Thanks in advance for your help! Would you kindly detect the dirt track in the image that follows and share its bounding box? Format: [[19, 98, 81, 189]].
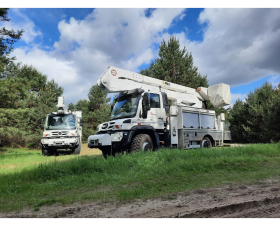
[[1, 178, 280, 218]]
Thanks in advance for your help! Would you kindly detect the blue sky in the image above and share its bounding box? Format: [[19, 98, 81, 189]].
[[2, 7, 280, 107]]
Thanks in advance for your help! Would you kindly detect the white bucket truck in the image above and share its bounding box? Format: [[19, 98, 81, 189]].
[[40, 96, 83, 156], [88, 66, 231, 158]]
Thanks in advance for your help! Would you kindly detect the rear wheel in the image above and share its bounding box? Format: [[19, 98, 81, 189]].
[[130, 134, 153, 152], [201, 137, 212, 148]]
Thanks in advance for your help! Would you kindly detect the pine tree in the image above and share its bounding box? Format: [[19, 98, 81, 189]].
[[88, 85, 110, 111], [227, 99, 249, 143], [0, 8, 24, 76], [0, 62, 63, 147], [68, 86, 111, 142], [228, 81, 280, 143], [140, 36, 209, 89]]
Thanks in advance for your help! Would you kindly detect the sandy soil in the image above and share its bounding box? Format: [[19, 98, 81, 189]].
[[1, 178, 280, 218]]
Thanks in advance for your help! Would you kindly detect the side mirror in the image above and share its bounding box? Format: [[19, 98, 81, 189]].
[[80, 122, 83, 126], [39, 118, 44, 128], [143, 93, 150, 110], [161, 92, 169, 112], [142, 93, 150, 119], [80, 118, 83, 123]]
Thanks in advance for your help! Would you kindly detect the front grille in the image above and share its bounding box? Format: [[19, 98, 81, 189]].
[[52, 131, 68, 136]]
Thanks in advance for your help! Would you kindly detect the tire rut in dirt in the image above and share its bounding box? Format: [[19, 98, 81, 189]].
[[171, 196, 280, 218]]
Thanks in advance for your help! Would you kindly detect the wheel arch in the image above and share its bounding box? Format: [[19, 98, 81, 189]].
[[130, 126, 160, 150], [203, 134, 214, 147]]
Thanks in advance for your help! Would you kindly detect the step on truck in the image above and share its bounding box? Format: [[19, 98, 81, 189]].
[[88, 66, 231, 158], [40, 96, 83, 156]]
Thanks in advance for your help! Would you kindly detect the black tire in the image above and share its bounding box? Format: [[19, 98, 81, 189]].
[[201, 137, 212, 148], [42, 148, 52, 156], [130, 134, 153, 152], [100, 147, 115, 159], [72, 142, 81, 155]]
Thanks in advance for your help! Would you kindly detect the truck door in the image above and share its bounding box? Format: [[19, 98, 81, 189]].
[[145, 93, 164, 129]]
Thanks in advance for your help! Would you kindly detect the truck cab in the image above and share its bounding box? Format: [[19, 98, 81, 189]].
[[88, 88, 170, 157], [40, 97, 82, 156]]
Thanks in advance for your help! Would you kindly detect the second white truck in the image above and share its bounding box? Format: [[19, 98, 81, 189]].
[[40, 97, 83, 156], [88, 66, 231, 157]]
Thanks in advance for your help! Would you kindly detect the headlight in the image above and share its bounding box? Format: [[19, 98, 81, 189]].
[[41, 138, 48, 144], [111, 132, 123, 142]]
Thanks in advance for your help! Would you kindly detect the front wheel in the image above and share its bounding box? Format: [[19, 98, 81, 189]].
[[100, 147, 115, 159], [72, 142, 81, 155], [130, 134, 153, 152], [201, 137, 212, 148], [42, 148, 54, 156]]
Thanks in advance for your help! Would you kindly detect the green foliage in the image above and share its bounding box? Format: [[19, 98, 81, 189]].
[[68, 85, 111, 142], [140, 36, 209, 89], [228, 82, 280, 143], [0, 62, 63, 147], [0, 8, 24, 75], [88, 85, 110, 111]]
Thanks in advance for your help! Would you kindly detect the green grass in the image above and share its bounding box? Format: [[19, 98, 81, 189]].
[[0, 147, 78, 174], [0, 143, 280, 212]]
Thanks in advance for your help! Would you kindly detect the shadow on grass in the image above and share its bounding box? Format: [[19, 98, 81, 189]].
[[0, 148, 9, 154], [56, 150, 73, 156]]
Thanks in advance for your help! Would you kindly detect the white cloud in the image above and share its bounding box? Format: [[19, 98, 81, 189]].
[[176, 9, 280, 87], [13, 8, 185, 106], [13, 47, 78, 84], [268, 75, 280, 87], [231, 93, 247, 102], [12, 8, 280, 108], [0, 8, 42, 44]]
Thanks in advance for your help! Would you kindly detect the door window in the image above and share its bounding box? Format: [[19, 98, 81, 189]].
[[150, 94, 160, 108]]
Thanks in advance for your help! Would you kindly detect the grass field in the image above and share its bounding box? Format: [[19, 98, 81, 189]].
[[0, 143, 280, 212]]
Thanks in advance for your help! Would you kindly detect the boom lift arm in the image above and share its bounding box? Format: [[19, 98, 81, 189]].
[[97, 66, 231, 108]]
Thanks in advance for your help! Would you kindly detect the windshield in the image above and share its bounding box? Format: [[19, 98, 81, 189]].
[[45, 114, 76, 130], [111, 93, 140, 120]]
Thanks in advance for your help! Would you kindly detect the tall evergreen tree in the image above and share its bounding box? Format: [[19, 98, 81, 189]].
[[88, 85, 110, 111], [0, 62, 63, 147], [68, 85, 111, 142], [0, 8, 24, 76], [228, 81, 280, 143], [140, 36, 209, 88]]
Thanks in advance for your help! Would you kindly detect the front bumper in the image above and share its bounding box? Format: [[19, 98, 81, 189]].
[[40, 136, 79, 148], [88, 131, 130, 149]]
